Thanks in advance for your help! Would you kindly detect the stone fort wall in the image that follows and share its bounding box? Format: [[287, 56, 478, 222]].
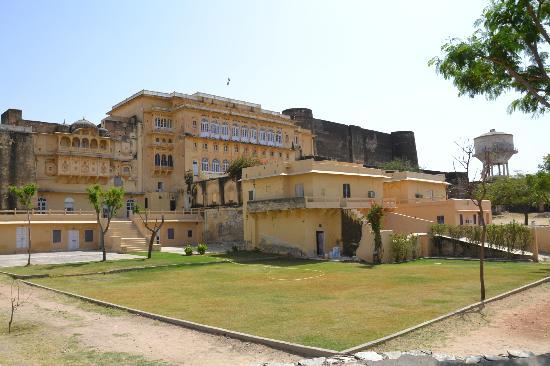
[[282, 108, 418, 166]]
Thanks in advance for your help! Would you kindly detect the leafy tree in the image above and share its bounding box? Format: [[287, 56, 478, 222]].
[[8, 184, 38, 266], [430, 0, 550, 116], [488, 172, 550, 224], [366, 204, 384, 264], [86, 185, 125, 262], [226, 157, 260, 204], [134, 204, 164, 259], [378, 158, 420, 172]]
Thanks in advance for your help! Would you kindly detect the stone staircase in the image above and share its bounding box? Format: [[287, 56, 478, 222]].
[[109, 220, 160, 253]]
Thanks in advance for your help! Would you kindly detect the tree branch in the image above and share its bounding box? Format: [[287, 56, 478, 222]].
[[526, 41, 550, 83], [489, 57, 550, 108], [526, 0, 550, 45]]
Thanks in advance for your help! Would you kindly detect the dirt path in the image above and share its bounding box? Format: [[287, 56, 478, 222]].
[[372, 281, 550, 356], [0, 276, 300, 366]]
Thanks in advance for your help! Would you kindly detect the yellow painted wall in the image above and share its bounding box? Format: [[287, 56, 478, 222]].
[[246, 208, 341, 257], [0, 222, 99, 254]]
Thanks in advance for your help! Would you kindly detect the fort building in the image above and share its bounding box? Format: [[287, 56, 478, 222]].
[[242, 159, 491, 258], [0, 90, 479, 257]]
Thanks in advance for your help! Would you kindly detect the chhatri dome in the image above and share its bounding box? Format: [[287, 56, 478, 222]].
[[70, 118, 98, 132]]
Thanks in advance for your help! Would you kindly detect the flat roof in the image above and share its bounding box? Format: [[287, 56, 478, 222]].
[[243, 169, 390, 181], [386, 177, 450, 185]]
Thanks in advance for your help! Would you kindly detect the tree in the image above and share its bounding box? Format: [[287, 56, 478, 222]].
[[226, 157, 260, 204], [539, 153, 550, 172], [488, 172, 550, 224], [86, 185, 125, 262], [366, 204, 384, 264], [134, 204, 164, 259], [378, 158, 420, 172], [8, 184, 38, 266], [454, 141, 491, 301], [430, 0, 550, 116]]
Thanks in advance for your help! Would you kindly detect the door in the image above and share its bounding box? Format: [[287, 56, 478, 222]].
[[170, 198, 176, 211], [126, 199, 135, 218], [16, 227, 29, 249], [68, 230, 79, 250], [316, 231, 325, 256]]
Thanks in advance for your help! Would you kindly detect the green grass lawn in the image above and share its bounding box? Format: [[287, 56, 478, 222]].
[[28, 258, 550, 351]]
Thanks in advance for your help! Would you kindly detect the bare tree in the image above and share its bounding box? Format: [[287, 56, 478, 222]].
[[454, 140, 491, 302], [8, 279, 31, 333], [134, 204, 164, 259]]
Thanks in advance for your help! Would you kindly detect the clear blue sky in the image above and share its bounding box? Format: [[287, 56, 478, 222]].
[[1, 0, 547, 174]]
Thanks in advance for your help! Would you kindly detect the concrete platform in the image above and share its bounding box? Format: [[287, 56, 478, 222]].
[[0, 251, 140, 268]]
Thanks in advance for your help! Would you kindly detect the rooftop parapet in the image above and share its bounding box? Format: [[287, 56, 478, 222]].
[[242, 159, 389, 181]]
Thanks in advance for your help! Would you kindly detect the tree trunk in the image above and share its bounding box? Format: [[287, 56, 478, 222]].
[[524, 211, 529, 226], [479, 206, 486, 302], [9, 300, 14, 333], [148, 232, 156, 259], [100, 230, 106, 262], [26, 210, 31, 266]]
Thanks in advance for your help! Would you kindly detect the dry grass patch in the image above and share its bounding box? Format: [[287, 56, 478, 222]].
[[30, 258, 550, 351]]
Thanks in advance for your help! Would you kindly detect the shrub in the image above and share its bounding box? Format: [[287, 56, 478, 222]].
[[184, 245, 193, 256], [391, 233, 410, 262], [231, 244, 239, 253], [197, 243, 208, 255]]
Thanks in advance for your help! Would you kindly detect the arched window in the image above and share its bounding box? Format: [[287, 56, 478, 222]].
[[99, 140, 107, 149], [241, 126, 249, 141], [276, 130, 282, 146], [221, 122, 229, 139], [212, 159, 220, 173], [211, 121, 219, 136], [259, 129, 266, 144], [201, 158, 209, 172], [64, 197, 74, 212], [81, 138, 89, 148], [161, 154, 167, 166], [72, 137, 80, 148], [60, 137, 70, 147], [168, 155, 173, 167], [200, 118, 209, 135], [232, 124, 240, 140], [37, 197, 47, 213], [223, 160, 229, 172], [250, 128, 257, 143], [154, 154, 160, 166], [90, 139, 98, 149]]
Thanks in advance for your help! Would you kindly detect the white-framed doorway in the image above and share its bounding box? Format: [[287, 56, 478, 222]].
[[68, 230, 79, 250]]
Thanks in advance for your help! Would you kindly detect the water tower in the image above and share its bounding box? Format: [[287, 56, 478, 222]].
[[474, 129, 517, 176]]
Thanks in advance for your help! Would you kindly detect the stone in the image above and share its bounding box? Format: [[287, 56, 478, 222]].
[[483, 354, 508, 361], [354, 351, 384, 362], [405, 350, 428, 357], [507, 349, 534, 358], [324, 355, 358, 364], [432, 353, 456, 362], [464, 355, 482, 364], [382, 351, 402, 360], [297, 357, 326, 366]]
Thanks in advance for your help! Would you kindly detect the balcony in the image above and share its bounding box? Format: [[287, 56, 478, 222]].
[[57, 146, 113, 159], [246, 196, 394, 213], [0, 209, 97, 223], [153, 165, 174, 175]]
